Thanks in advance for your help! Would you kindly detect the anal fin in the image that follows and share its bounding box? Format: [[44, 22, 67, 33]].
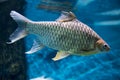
[[25, 40, 44, 54], [52, 51, 70, 61]]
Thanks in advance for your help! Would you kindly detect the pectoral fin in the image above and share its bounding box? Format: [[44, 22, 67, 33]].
[[52, 51, 70, 61], [25, 40, 44, 54]]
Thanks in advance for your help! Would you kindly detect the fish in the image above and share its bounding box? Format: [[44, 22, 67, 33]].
[[30, 76, 52, 80], [37, 0, 73, 12], [7, 11, 110, 61]]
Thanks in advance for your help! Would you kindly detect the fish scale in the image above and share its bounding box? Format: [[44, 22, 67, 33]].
[[26, 21, 100, 53]]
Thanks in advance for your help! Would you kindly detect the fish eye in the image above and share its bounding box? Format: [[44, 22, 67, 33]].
[[102, 44, 110, 51], [104, 44, 107, 47], [103, 44, 108, 49]]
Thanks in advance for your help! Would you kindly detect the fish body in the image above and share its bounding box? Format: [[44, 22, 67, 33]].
[[27, 21, 99, 54], [7, 11, 110, 61]]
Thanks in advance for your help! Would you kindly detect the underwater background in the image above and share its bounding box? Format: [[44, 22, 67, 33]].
[[0, 0, 120, 80], [25, 0, 120, 80]]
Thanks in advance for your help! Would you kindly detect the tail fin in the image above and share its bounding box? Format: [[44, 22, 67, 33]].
[[7, 11, 31, 44]]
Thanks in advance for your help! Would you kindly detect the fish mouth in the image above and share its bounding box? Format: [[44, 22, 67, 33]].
[[106, 46, 110, 51]]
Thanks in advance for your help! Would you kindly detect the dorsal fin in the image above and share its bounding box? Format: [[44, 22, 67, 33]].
[[56, 11, 78, 22]]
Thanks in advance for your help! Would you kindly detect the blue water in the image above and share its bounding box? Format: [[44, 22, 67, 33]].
[[24, 0, 120, 80]]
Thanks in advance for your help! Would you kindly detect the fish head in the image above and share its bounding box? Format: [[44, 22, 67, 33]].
[[96, 39, 110, 52]]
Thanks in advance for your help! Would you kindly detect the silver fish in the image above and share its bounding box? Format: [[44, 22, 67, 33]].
[[7, 11, 110, 61]]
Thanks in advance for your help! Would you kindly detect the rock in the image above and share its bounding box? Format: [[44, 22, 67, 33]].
[[0, 0, 27, 80]]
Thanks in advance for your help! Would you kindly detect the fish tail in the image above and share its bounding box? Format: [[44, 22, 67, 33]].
[[7, 11, 31, 44]]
